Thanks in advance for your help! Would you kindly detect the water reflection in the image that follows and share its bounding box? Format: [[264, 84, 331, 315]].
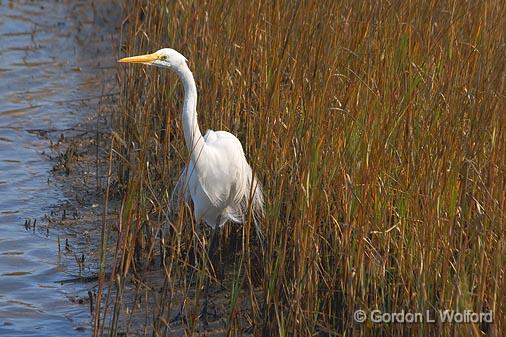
[[0, 1, 117, 335]]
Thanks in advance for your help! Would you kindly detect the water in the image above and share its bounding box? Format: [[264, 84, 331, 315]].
[[0, 1, 118, 336]]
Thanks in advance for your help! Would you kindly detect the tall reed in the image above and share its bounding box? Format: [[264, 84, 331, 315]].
[[100, 0, 505, 336]]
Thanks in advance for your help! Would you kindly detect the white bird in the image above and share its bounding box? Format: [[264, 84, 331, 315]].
[[118, 48, 264, 322], [119, 48, 264, 238]]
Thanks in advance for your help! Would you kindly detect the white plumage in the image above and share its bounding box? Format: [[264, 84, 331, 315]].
[[119, 48, 264, 236]]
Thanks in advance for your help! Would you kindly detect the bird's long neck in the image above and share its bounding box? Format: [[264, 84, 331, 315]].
[[175, 64, 205, 163]]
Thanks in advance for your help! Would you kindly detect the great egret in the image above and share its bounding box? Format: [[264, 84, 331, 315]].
[[118, 48, 264, 323]]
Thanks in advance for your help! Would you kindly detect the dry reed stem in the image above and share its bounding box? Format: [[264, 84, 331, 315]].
[[97, 1, 505, 336]]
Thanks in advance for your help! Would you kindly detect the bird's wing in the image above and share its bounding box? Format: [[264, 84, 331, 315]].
[[204, 131, 265, 223], [198, 131, 248, 207]]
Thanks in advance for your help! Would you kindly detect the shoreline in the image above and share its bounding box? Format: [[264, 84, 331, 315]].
[[14, 1, 504, 335]]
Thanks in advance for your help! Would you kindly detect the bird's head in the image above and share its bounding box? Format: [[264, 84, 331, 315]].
[[118, 48, 188, 70]]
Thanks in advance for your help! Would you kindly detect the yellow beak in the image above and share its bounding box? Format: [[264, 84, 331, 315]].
[[118, 52, 159, 64]]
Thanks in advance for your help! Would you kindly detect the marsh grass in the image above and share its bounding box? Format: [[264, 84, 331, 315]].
[[96, 0, 505, 336]]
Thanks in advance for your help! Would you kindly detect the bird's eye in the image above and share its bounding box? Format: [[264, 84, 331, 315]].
[[160, 55, 167, 61]]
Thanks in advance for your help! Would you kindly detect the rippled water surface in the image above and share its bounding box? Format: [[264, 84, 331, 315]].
[[0, 1, 117, 335]]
